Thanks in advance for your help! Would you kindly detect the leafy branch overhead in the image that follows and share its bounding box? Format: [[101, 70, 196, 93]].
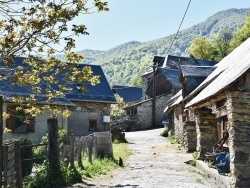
[[0, 0, 108, 121]]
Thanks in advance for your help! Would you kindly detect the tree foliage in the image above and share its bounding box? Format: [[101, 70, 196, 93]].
[[110, 94, 128, 119], [213, 29, 233, 60], [229, 12, 250, 52], [188, 36, 217, 60], [0, 0, 108, 121]]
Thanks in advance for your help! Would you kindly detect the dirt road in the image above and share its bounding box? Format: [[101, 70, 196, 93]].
[[72, 128, 213, 188]]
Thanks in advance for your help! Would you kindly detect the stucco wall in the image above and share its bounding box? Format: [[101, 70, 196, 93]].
[[3, 103, 67, 143], [68, 101, 111, 136]]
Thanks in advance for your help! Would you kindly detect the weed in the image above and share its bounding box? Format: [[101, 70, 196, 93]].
[[160, 128, 169, 137], [169, 135, 180, 144]]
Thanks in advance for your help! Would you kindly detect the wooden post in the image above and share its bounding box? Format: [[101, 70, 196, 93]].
[[70, 135, 75, 168], [0, 96, 3, 187], [47, 118, 61, 179], [15, 142, 22, 188]]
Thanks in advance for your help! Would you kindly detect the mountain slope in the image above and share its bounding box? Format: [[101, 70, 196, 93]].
[[57, 8, 249, 86]]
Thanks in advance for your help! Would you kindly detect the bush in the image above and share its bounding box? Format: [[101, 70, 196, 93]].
[[33, 128, 70, 164], [23, 161, 82, 188], [160, 128, 169, 137]]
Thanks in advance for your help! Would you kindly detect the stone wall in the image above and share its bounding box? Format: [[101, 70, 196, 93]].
[[137, 94, 172, 129], [195, 107, 217, 159], [173, 105, 183, 140], [68, 101, 111, 136], [182, 121, 197, 152], [226, 81, 250, 187]]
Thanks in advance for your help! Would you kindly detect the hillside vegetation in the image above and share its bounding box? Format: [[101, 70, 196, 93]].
[[56, 8, 249, 86]]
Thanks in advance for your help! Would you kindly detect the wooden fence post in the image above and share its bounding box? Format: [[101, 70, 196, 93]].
[[47, 118, 61, 179], [70, 135, 75, 168], [0, 96, 3, 187], [15, 142, 22, 188]]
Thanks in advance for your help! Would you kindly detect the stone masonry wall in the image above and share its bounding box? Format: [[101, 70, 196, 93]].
[[183, 121, 197, 152], [195, 107, 217, 159], [226, 89, 250, 187], [173, 105, 183, 140], [68, 101, 111, 136], [137, 94, 172, 130]]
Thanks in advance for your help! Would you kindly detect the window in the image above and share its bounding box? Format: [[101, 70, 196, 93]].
[[217, 116, 228, 146], [6, 105, 35, 133], [89, 119, 97, 132]]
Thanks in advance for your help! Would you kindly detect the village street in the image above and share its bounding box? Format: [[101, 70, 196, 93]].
[[72, 128, 213, 188]]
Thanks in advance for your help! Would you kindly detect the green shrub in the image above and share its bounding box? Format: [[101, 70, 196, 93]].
[[169, 135, 180, 144], [160, 127, 169, 137], [23, 161, 82, 188], [33, 128, 70, 164]]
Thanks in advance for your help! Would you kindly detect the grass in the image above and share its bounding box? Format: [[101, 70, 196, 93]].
[[169, 135, 180, 144], [160, 128, 169, 137], [78, 141, 131, 180]]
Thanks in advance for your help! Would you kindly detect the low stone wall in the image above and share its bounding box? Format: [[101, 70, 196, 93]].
[[182, 121, 196, 152], [196, 160, 234, 188]]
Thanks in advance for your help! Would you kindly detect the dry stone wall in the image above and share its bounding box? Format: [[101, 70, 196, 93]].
[[227, 88, 250, 187], [195, 107, 217, 159]]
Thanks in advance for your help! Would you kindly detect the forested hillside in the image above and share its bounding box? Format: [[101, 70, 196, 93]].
[[56, 8, 249, 86]]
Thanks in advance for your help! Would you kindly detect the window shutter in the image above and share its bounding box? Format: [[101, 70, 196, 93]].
[[27, 117, 35, 133]]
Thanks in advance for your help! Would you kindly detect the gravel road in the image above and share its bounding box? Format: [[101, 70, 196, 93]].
[[71, 128, 213, 188]]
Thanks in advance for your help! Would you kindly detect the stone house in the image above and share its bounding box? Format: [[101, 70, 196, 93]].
[[125, 55, 216, 130], [184, 38, 250, 187], [164, 65, 216, 152], [1, 57, 116, 142]]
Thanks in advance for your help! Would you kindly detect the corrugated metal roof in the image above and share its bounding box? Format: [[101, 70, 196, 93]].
[[181, 65, 216, 77], [112, 85, 142, 102], [186, 38, 250, 107]]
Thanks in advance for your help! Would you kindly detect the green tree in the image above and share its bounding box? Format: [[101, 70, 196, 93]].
[[229, 13, 250, 52], [0, 1, 109, 186], [0, 0, 108, 119], [188, 36, 217, 60], [212, 29, 233, 61], [110, 94, 128, 125]]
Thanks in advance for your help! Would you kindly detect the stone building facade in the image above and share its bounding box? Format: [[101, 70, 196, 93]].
[[68, 101, 112, 136], [185, 38, 250, 187], [126, 93, 172, 130], [3, 103, 68, 143]]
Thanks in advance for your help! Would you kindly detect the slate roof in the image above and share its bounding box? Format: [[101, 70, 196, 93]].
[[158, 68, 182, 89], [0, 68, 73, 105], [143, 55, 217, 76], [180, 65, 216, 77], [186, 38, 250, 107], [0, 57, 116, 104], [163, 90, 182, 113], [112, 85, 142, 103]]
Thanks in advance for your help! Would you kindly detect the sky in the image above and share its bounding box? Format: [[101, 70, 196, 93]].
[[72, 0, 250, 51]]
